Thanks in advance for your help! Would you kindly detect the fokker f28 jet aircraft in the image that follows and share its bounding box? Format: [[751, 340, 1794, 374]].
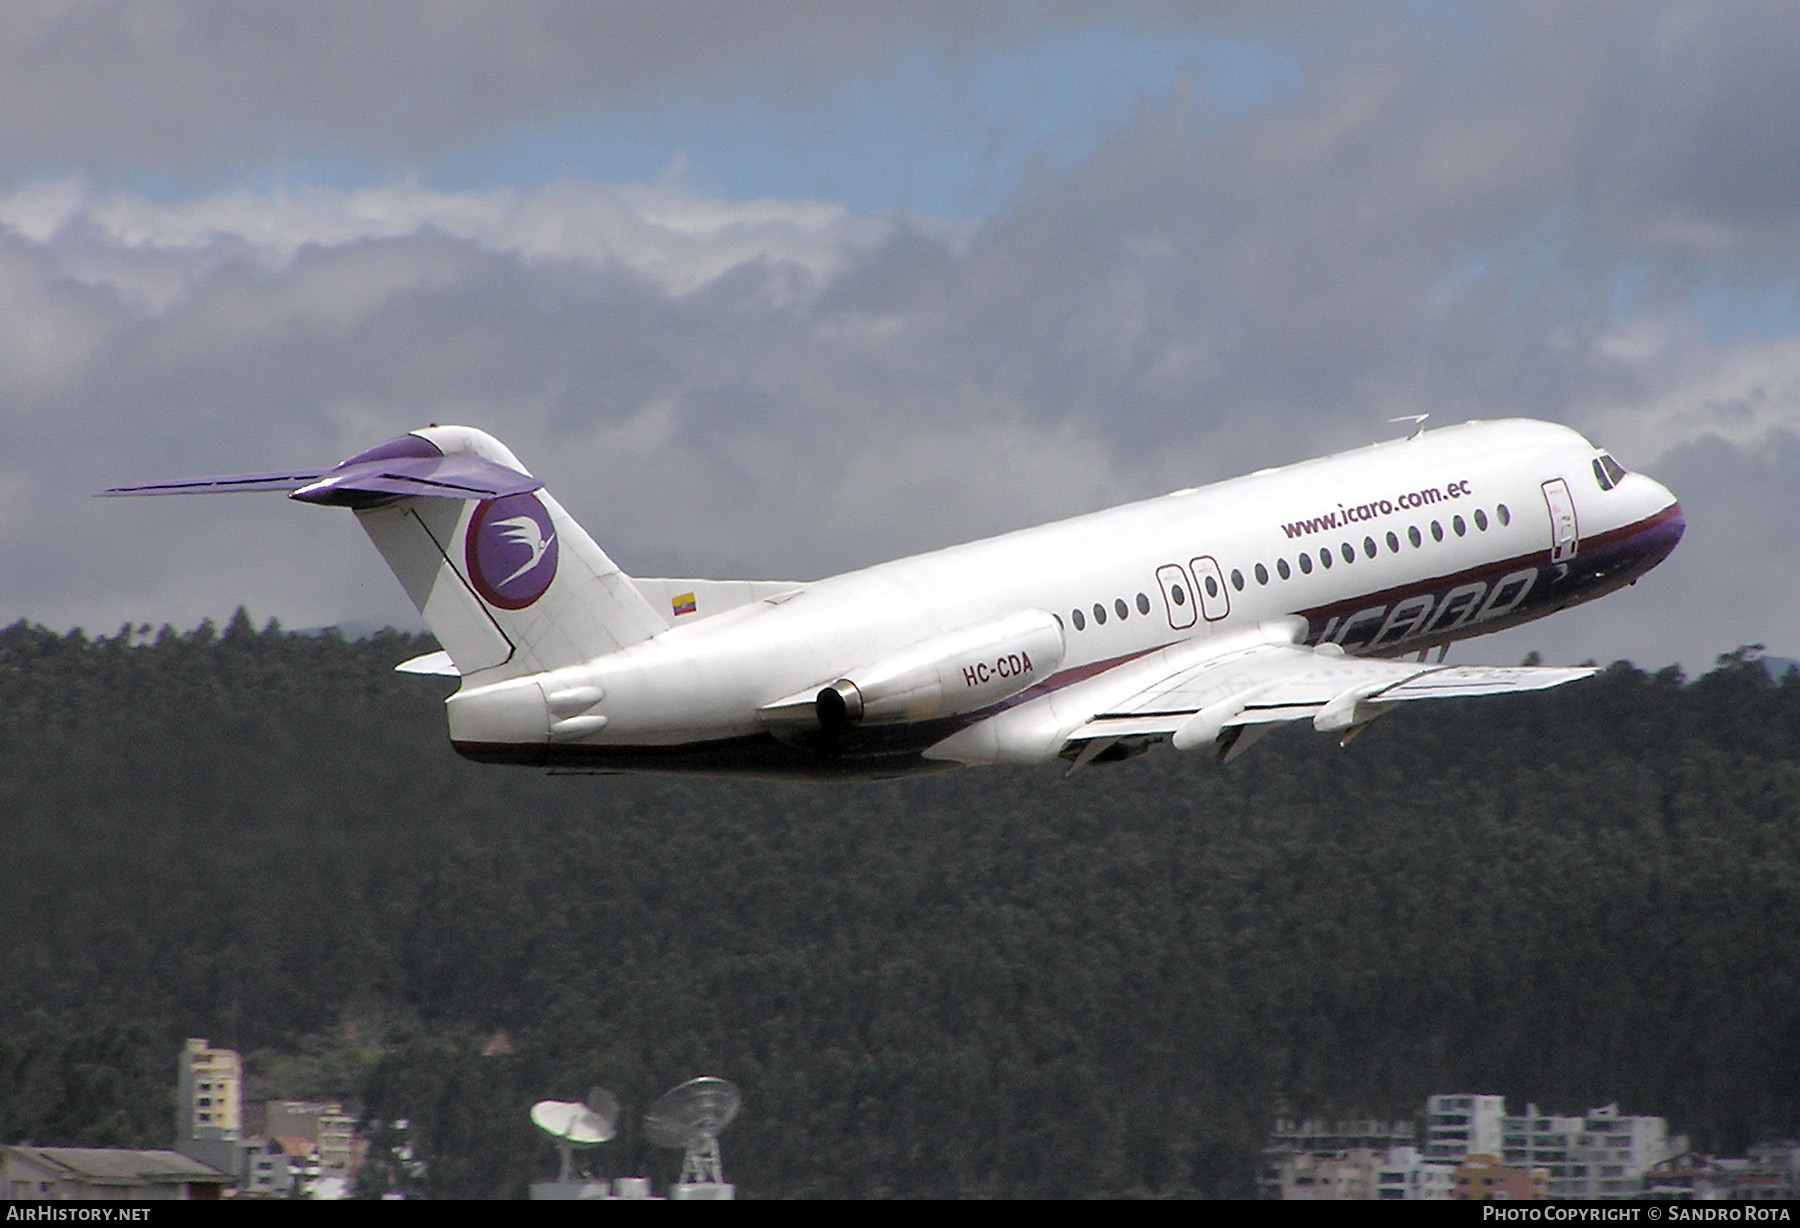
[[109, 418, 1682, 779]]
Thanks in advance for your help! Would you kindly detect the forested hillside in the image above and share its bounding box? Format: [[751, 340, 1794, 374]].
[[1, 614, 1797, 1197]]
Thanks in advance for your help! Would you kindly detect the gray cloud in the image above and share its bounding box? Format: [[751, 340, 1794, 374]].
[[0, 2, 1123, 174], [4, 3, 1800, 674], [1473, 423, 1800, 673]]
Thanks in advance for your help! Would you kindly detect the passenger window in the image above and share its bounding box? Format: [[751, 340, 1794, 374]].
[[1093, 603, 1107, 626], [1497, 504, 1510, 526], [1408, 525, 1422, 547], [1474, 508, 1488, 531], [1072, 608, 1085, 630], [1136, 592, 1150, 615], [1230, 568, 1245, 591], [1114, 598, 1129, 620], [1277, 558, 1292, 579], [1386, 531, 1400, 553], [1340, 542, 1354, 563], [1363, 536, 1377, 558], [1431, 520, 1444, 542], [1171, 584, 1186, 605], [1204, 575, 1219, 598], [1453, 515, 1466, 537], [1319, 548, 1332, 570], [1255, 563, 1269, 585], [1299, 553, 1313, 574]]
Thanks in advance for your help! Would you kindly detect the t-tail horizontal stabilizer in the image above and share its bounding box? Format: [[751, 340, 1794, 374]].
[[103, 437, 543, 507], [106, 427, 664, 682]]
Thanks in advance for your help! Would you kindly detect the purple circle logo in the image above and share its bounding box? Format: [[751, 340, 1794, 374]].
[[466, 493, 559, 610]]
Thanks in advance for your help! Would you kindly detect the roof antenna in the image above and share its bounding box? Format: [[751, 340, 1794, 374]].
[[529, 1090, 618, 1190], [646, 1077, 741, 1199], [1388, 414, 1429, 440]]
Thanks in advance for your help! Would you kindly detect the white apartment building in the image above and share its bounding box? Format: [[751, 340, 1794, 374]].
[[1376, 1145, 1455, 1200], [1262, 1118, 1416, 1199], [1500, 1102, 1677, 1198], [1272, 1094, 1681, 1200], [1501, 1103, 1583, 1188], [1424, 1094, 1505, 1163], [1275, 1148, 1383, 1199]]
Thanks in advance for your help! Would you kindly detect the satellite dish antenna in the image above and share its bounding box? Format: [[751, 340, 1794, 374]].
[[586, 1086, 621, 1134], [644, 1077, 740, 1187], [531, 1096, 616, 1183]]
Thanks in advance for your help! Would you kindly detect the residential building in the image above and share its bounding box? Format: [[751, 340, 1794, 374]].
[[1744, 1141, 1800, 1199], [1377, 1145, 1455, 1200], [265, 1101, 356, 1177], [1501, 1103, 1583, 1187], [1425, 1094, 1506, 1163], [1573, 1103, 1674, 1198], [239, 1139, 297, 1199], [1262, 1118, 1416, 1198], [176, 1037, 241, 1142], [1646, 1143, 1800, 1200], [1454, 1153, 1547, 1200], [2, 1147, 229, 1200], [1643, 1153, 1751, 1200], [1275, 1148, 1383, 1200], [1268, 1095, 1682, 1200], [1498, 1101, 1677, 1198]]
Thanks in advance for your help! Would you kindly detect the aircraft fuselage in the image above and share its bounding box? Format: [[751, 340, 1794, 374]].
[[443, 419, 1681, 778]]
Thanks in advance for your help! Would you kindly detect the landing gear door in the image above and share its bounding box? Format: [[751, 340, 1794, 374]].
[[1188, 555, 1231, 622], [1542, 478, 1579, 563], [1156, 563, 1197, 630]]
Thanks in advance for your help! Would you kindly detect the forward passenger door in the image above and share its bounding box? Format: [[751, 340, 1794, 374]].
[[1541, 479, 1579, 563]]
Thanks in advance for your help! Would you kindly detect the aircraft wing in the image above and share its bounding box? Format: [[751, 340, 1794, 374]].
[[1061, 629, 1594, 764]]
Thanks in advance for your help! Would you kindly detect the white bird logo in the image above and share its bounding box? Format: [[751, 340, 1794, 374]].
[[492, 515, 556, 587]]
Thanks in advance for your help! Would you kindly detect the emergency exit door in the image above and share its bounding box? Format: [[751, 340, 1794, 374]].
[[1188, 555, 1231, 621]]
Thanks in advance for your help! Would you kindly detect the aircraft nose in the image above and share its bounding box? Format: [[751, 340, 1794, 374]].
[[1644, 474, 1682, 523], [1630, 473, 1685, 554]]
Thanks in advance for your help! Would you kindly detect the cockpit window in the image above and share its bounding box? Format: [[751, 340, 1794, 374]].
[[1592, 457, 1613, 491], [1600, 453, 1627, 486]]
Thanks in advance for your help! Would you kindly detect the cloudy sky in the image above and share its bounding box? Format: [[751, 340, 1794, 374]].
[[4, 1, 1798, 672]]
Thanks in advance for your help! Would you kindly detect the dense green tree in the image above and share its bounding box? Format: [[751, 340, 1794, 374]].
[[0, 617, 1797, 1196], [0, 1021, 172, 1148]]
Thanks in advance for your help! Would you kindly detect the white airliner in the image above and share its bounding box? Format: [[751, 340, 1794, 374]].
[[109, 418, 1682, 779]]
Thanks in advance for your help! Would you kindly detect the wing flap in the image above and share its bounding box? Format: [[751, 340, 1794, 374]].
[[1066, 714, 1189, 739], [1370, 664, 1597, 699], [1066, 637, 1595, 747]]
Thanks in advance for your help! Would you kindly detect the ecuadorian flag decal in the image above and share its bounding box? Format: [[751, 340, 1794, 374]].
[[672, 592, 698, 617]]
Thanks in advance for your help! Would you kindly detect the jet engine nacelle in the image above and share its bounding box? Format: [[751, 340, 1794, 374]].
[[813, 609, 1067, 728]]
